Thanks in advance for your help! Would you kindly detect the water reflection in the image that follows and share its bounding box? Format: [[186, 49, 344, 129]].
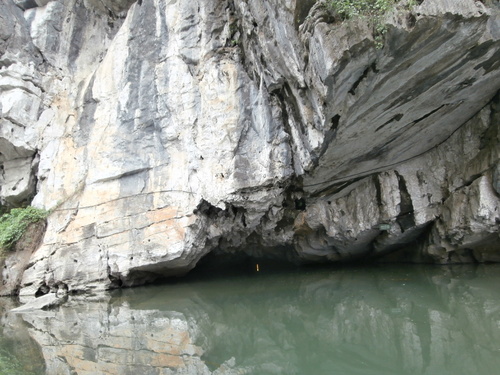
[[0, 299, 45, 374], [2, 265, 500, 374]]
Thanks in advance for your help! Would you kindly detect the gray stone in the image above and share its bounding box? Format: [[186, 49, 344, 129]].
[[10, 293, 65, 312], [14, 0, 51, 11], [494, 163, 500, 195]]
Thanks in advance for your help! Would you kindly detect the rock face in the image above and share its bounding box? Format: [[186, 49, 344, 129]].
[[0, 0, 499, 294]]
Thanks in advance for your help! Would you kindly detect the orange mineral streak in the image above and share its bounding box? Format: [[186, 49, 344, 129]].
[[47, 321, 195, 374], [144, 207, 191, 243], [146, 206, 179, 223]]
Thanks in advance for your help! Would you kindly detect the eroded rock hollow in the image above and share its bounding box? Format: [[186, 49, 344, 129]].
[[0, 0, 499, 295]]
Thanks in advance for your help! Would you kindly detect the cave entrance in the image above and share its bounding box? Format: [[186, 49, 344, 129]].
[[184, 250, 301, 282]]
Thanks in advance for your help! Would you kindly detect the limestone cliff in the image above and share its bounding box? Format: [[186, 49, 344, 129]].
[[0, 0, 499, 295]]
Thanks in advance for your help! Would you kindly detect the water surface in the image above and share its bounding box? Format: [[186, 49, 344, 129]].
[[1, 264, 500, 374]]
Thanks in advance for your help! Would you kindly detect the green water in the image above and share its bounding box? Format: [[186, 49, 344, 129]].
[[1, 264, 500, 374]]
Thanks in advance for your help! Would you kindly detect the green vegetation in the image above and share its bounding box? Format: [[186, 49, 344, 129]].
[[327, 0, 418, 48], [0, 206, 48, 255], [329, 0, 396, 19], [0, 349, 36, 375]]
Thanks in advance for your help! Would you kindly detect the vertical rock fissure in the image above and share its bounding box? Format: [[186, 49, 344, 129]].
[[273, 87, 299, 176], [395, 171, 415, 233]]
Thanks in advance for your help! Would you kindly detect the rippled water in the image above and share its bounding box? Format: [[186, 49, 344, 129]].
[[1, 264, 500, 375]]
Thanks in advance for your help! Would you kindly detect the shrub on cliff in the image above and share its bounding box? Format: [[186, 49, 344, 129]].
[[328, 0, 403, 19], [328, 0, 419, 47], [0, 345, 38, 375], [0, 206, 48, 254]]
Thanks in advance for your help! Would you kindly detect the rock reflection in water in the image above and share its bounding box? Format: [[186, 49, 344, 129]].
[[8, 265, 500, 375], [20, 301, 213, 375]]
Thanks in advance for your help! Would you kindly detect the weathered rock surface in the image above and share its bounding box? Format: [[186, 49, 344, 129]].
[[295, 94, 500, 263], [10, 292, 64, 312], [0, 0, 498, 294]]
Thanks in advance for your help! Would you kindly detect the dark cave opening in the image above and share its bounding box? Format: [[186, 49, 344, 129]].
[[186, 250, 301, 281]]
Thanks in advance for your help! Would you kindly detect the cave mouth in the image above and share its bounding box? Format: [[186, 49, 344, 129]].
[[168, 248, 370, 285], [186, 251, 301, 281]]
